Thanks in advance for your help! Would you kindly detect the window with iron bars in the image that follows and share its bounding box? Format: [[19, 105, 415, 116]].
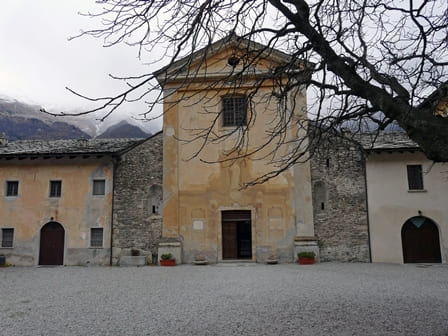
[[222, 95, 247, 127]]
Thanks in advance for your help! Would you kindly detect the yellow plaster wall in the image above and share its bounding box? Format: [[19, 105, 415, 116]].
[[162, 48, 314, 262], [0, 159, 114, 265]]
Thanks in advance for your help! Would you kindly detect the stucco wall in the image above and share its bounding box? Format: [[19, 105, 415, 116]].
[[161, 48, 314, 263], [112, 132, 163, 264], [366, 151, 448, 263], [0, 158, 114, 266], [311, 137, 370, 262]]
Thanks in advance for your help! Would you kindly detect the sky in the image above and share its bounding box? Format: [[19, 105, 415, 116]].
[[0, 1, 163, 132]]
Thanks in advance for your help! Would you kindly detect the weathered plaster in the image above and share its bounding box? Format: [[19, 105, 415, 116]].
[[160, 45, 314, 263], [0, 158, 113, 266]]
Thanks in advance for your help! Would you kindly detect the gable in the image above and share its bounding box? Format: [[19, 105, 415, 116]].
[[154, 35, 308, 86]]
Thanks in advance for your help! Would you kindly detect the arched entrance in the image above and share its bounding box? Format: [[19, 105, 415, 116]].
[[401, 216, 441, 263], [39, 221, 65, 265]]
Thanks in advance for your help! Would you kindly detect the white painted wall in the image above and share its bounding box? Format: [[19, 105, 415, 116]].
[[366, 151, 448, 263]]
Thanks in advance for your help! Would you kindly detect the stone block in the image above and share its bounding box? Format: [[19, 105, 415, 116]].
[[119, 256, 147, 266]]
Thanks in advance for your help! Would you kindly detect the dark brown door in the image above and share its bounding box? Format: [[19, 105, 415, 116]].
[[222, 210, 252, 260], [222, 222, 238, 259], [402, 217, 441, 263], [39, 222, 65, 265]]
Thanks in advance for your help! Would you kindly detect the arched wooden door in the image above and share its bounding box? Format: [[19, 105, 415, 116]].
[[401, 217, 441, 263], [39, 222, 65, 265]]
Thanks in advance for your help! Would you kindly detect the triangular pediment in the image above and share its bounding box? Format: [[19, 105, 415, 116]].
[[154, 34, 307, 85]]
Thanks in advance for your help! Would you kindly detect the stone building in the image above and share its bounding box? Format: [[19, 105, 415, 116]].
[[0, 137, 140, 266]]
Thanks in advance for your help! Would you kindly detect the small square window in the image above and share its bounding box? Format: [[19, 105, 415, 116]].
[[407, 165, 424, 190], [90, 228, 103, 248], [6, 181, 18, 197], [49, 180, 62, 197], [222, 95, 247, 127], [93, 180, 106, 195], [1, 228, 14, 248]]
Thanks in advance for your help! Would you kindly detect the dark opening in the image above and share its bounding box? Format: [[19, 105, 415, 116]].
[[39, 221, 65, 265], [222, 210, 252, 260], [402, 216, 441, 263], [407, 165, 424, 190], [321, 202, 325, 210]]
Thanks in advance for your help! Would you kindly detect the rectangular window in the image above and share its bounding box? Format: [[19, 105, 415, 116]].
[[222, 95, 247, 127], [6, 181, 18, 197], [1, 228, 14, 248], [49, 180, 62, 197], [90, 228, 103, 248], [92, 179, 106, 195], [407, 165, 424, 190]]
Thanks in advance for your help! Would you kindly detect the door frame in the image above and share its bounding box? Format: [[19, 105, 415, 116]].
[[37, 221, 66, 266], [217, 207, 255, 261]]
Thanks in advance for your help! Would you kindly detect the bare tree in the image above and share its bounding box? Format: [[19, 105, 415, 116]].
[[49, 0, 448, 181]]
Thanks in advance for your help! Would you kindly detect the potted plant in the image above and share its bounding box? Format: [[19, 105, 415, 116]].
[[297, 251, 315, 265], [160, 253, 176, 266]]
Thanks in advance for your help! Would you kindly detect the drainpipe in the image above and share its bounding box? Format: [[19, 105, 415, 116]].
[[362, 151, 373, 263], [110, 157, 119, 266]]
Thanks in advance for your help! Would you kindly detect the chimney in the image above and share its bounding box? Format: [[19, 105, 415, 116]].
[[0, 133, 8, 147]]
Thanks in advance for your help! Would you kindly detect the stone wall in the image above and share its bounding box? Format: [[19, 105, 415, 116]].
[[311, 136, 370, 262], [112, 132, 163, 264]]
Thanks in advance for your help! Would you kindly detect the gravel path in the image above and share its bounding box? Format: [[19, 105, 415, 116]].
[[1, 263, 447, 336]]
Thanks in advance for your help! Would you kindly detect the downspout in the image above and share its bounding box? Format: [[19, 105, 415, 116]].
[[110, 156, 119, 266], [362, 151, 372, 263]]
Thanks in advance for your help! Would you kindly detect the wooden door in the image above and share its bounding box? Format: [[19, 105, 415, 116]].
[[39, 222, 65, 265], [222, 210, 252, 260], [402, 217, 441, 263], [222, 222, 238, 259]]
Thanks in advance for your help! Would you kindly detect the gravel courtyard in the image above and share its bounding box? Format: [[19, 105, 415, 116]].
[[1, 263, 447, 336]]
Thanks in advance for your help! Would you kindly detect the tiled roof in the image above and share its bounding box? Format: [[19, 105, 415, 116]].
[[0, 138, 143, 156]]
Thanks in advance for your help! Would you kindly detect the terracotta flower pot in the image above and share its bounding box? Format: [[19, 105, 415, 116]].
[[160, 259, 176, 266], [298, 257, 315, 265]]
